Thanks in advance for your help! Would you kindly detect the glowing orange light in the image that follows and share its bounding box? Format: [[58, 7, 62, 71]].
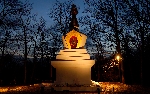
[[64, 29, 82, 49], [116, 55, 120, 61], [116, 55, 121, 61]]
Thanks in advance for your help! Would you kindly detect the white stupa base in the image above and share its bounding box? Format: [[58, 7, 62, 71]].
[[51, 48, 95, 89], [51, 60, 94, 85]]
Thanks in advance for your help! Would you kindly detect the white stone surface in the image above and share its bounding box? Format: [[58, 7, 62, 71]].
[[56, 49, 90, 60], [51, 49, 95, 85]]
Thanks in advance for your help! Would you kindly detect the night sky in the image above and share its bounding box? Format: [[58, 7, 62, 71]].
[[27, 0, 85, 27]]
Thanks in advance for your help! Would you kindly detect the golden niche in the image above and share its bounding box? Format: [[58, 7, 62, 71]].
[[64, 29, 82, 49]]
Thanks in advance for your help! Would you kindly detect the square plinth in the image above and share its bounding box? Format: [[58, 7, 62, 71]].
[[51, 60, 95, 85]]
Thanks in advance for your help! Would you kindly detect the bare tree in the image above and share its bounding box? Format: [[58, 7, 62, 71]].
[[0, 0, 32, 55], [121, 0, 150, 86], [82, 0, 126, 83], [30, 16, 51, 82], [49, 0, 75, 35], [83, 0, 150, 85], [15, 12, 40, 84], [78, 14, 106, 81], [0, 0, 33, 84]]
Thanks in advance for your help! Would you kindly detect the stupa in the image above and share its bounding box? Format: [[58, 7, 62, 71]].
[[51, 4, 98, 91]]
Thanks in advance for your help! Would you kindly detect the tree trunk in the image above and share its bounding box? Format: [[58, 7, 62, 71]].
[[140, 27, 144, 86], [30, 43, 37, 83], [23, 27, 27, 85], [114, 0, 125, 83]]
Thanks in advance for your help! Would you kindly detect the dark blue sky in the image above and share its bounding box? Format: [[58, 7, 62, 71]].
[[28, 0, 85, 27]]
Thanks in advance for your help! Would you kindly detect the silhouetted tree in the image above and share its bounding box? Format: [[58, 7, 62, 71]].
[[83, 0, 150, 85], [49, 0, 75, 35], [0, 0, 33, 85], [14, 8, 42, 84], [121, 0, 150, 86], [82, 0, 125, 82]]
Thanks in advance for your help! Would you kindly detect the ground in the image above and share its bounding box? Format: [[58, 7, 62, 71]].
[[0, 82, 150, 94]]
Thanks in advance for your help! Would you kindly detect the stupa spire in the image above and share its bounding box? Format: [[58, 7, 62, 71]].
[[69, 4, 79, 31]]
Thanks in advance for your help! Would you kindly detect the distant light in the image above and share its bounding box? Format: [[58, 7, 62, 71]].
[[116, 55, 121, 61]]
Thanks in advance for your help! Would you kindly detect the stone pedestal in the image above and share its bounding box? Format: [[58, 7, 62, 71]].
[[51, 49, 95, 86]]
